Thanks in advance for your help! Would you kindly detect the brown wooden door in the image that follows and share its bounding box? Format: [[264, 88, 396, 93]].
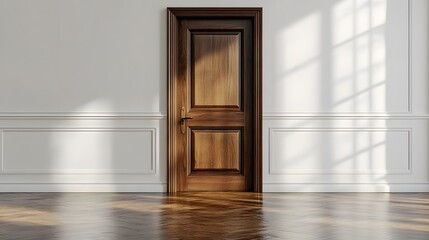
[[167, 8, 262, 192]]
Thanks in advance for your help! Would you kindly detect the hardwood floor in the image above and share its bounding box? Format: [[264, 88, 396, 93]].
[[0, 192, 428, 239]]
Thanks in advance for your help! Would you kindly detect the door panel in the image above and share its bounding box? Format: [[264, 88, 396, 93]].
[[192, 33, 241, 108], [168, 8, 262, 192], [191, 129, 241, 171]]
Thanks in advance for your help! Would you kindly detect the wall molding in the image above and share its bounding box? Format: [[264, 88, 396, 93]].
[[407, 0, 413, 112], [0, 183, 166, 192], [0, 112, 166, 119], [2, 113, 429, 120], [268, 128, 412, 175], [264, 183, 429, 192], [263, 114, 429, 119], [1, 128, 158, 175]]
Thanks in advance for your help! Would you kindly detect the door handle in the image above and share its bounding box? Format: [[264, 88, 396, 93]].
[[180, 107, 192, 134], [180, 117, 193, 123]]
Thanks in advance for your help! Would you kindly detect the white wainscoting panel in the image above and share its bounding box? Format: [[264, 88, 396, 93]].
[[2, 129, 155, 174], [0, 118, 166, 192], [269, 128, 411, 175], [263, 118, 429, 192], [263, 117, 429, 192]]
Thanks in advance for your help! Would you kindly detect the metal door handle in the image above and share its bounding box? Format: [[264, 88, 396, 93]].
[[180, 117, 193, 123], [180, 107, 192, 134]]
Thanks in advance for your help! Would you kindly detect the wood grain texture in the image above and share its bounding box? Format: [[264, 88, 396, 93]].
[[1, 193, 428, 239], [192, 34, 240, 107], [192, 130, 240, 171]]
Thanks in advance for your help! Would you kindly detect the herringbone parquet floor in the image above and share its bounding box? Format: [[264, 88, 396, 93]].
[[0, 192, 428, 239]]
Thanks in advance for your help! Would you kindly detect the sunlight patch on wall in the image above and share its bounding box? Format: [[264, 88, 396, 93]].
[[269, 129, 409, 176], [371, 0, 387, 28], [332, 0, 355, 45], [332, 131, 387, 172], [50, 99, 113, 188], [267, 0, 409, 114], [331, 0, 387, 112]]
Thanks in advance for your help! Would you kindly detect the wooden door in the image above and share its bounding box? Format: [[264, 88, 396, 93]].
[[167, 8, 262, 192]]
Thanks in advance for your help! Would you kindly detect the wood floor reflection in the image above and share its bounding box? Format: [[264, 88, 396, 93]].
[[0, 192, 428, 239]]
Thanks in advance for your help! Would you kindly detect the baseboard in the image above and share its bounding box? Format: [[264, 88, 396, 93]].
[[263, 183, 429, 192], [0, 183, 166, 192], [2, 183, 428, 192]]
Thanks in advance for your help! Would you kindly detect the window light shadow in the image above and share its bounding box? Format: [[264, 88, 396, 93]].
[[270, 0, 406, 188]]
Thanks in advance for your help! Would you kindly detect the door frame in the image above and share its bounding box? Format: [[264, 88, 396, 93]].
[[167, 7, 263, 193]]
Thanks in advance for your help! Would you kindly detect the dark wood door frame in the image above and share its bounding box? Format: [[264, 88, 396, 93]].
[[167, 7, 262, 193]]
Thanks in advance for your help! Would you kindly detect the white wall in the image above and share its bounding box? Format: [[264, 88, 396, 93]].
[[0, 0, 427, 192]]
